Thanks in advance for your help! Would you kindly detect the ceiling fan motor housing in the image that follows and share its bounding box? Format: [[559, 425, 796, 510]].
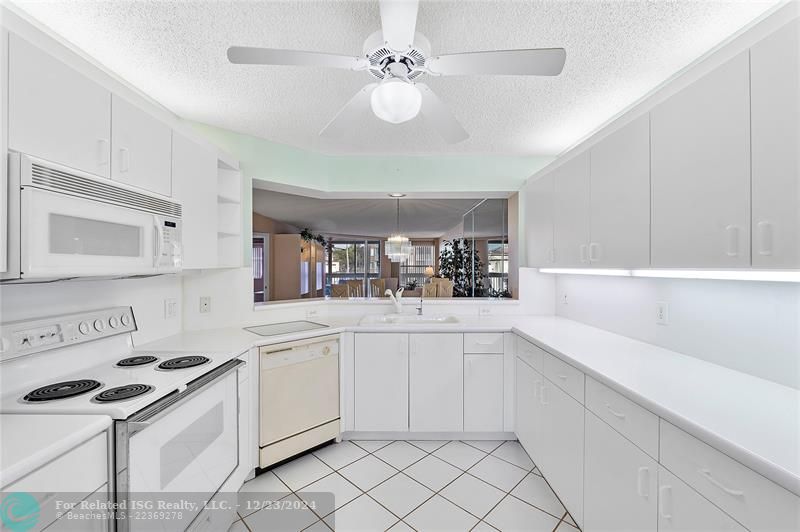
[[363, 30, 431, 80]]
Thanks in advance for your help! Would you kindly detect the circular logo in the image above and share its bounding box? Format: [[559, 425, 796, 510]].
[[0, 492, 40, 531]]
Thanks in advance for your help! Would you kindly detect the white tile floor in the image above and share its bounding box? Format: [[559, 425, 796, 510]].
[[231, 440, 580, 532]]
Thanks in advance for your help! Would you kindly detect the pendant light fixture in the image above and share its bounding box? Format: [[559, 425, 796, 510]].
[[385, 196, 412, 262]]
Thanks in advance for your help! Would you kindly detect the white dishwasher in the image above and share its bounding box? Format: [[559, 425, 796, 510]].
[[259, 335, 340, 468]]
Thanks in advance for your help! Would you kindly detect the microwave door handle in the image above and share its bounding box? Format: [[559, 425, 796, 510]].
[[153, 216, 163, 267]]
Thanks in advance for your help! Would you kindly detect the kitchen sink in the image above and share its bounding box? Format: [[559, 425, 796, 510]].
[[359, 314, 460, 325]]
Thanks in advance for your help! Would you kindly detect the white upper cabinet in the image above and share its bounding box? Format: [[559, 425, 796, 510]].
[[8, 34, 111, 177], [409, 333, 463, 432], [172, 133, 218, 269], [111, 95, 172, 197], [553, 152, 591, 267], [751, 20, 800, 269], [589, 115, 651, 268], [651, 52, 751, 267], [524, 174, 555, 267]]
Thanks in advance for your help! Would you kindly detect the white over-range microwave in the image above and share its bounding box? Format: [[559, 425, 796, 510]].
[[1, 152, 182, 281]]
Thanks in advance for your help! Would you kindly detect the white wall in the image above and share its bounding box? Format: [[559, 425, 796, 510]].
[[553, 273, 800, 389], [0, 275, 183, 345]]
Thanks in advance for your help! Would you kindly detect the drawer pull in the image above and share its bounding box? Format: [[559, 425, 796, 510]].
[[557, 374, 569, 380], [637, 467, 650, 498], [606, 403, 626, 419], [659, 485, 673, 519], [474, 341, 498, 346], [540, 384, 549, 406], [699, 468, 744, 497]]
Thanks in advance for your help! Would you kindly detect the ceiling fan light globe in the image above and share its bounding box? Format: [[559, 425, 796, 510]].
[[370, 78, 422, 124]]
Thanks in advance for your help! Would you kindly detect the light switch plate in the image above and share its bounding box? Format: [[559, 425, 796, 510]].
[[164, 298, 178, 319]]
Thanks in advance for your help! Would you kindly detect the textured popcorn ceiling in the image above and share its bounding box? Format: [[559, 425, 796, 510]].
[[12, 0, 779, 156]]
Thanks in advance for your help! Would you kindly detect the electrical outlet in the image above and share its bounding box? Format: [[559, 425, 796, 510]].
[[306, 308, 319, 320], [199, 296, 211, 314], [479, 306, 491, 316], [656, 301, 669, 325], [562, 292, 568, 305], [164, 298, 177, 319]]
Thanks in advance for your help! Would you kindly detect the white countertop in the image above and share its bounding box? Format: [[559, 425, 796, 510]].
[[0, 414, 112, 487], [135, 314, 800, 496]]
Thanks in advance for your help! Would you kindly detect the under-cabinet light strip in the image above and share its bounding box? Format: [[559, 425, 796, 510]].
[[538, 268, 800, 283]]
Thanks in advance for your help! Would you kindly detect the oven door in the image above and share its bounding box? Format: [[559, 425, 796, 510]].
[[118, 360, 242, 532], [20, 187, 162, 278]]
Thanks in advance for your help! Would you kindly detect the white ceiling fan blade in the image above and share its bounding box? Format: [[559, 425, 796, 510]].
[[227, 46, 368, 70], [379, 0, 419, 51], [416, 83, 469, 144], [319, 83, 379, 138], [427, 48, 566, 76]]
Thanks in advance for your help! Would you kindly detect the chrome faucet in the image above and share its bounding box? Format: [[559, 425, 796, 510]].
[[416, 297, 423, 316]]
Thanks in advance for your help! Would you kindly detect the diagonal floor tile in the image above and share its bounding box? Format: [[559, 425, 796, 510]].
[[492, 441, 535, 470], [556, 518, 580, 531], [374, 441, 427, 470], [404, 455, 463, 491], [351, 440, 392, 453], [472, 521, 500, 531], [238, 470, 291, 516], [440, 473, 506, 519], [468, 455, 528, 492], [314, 441, 368, 470], [243, 494, 320, 531], [273, 454, 334, 491], [368, 472, 434, 519], [297, 472, 362, 516], [484, 496, 561, 532], [564, 512, 578, 527], [433, 441, 487, 470], [387, 520, 415, 531], [323, 494, 397, 532], [463, 440, 505, 453], [304, 519, 333, 531], [408, 440, 448, 453], [510, 473, 566, 518], [405, 495, 479, 531], [227, 519, 247, 532], [338, 455, 398, 491]]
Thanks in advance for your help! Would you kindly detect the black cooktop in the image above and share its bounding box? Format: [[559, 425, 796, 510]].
[[23, 379, 102, 402]]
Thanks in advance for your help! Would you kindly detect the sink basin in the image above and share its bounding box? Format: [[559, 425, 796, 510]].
[[359, 314, 460, 325]]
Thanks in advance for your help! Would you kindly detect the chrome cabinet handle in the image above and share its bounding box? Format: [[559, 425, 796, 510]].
[[606, 403, 626, 419], [698, 468, 744, 497]]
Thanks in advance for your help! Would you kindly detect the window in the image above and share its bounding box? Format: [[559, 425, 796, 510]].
[[487, 240, 509, 296], [400, 242, 435, 289], [328, 240, 381, 296]]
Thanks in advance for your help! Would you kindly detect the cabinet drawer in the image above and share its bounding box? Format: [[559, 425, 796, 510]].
[[585, 377, 658, 459], [5, 432, 108, 530], [659, 420, 800, 531], [515, 336, 544, 372], [464, 333, 504, 353], [543, 352, 584, 404]]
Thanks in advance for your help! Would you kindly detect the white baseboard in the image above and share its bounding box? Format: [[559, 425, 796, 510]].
[[341, 431, 516, 441]]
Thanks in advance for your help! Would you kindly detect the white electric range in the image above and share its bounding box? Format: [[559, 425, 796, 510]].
[[0, 307, 244, 532]]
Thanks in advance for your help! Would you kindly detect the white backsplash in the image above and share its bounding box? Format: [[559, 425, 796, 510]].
[[0, 274, 184, 345], [552, 272, 800, 389]]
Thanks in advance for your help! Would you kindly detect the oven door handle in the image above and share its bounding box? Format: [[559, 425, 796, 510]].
[[126, 359, 245, 433]]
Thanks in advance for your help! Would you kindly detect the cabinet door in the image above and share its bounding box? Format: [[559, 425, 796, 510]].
[[354, 334, 409, 431], [589, 115, 651, 268], [751, 20, 800, 268], [584, 412, 657, 532], [8, 34, 111, 177], [651, 52, 750, 267], [553, 152, 591, 267], [658, 468, 746, 532], [464, 354, 503, 432], [540, 378, 585, 527], [172, 132, 218, 268], [111, 95, 172, 196], [515, 358, 538, 455], [524, 173, 555, 267], [409, 333, 463, 432]]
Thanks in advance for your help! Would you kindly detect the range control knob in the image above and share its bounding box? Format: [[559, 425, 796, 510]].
[[108, 316, 119, 329], [120, 314, 131, 327], [93, 319, 105, 332], [78, 322, 91, 335], [322, 345, 331, 356]]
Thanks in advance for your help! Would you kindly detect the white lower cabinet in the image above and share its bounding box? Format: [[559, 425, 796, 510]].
[[409, 333, 463, 432], [515, 357, 544, 458], [539, 378, 585, 527], [658, 468, 746, 532], [354, 333, 409, 431], [464, 354, 504, 432], [584, 412, 657, 532]]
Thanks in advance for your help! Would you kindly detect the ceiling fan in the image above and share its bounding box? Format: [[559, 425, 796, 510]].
[[227, 0, 566, 144]]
